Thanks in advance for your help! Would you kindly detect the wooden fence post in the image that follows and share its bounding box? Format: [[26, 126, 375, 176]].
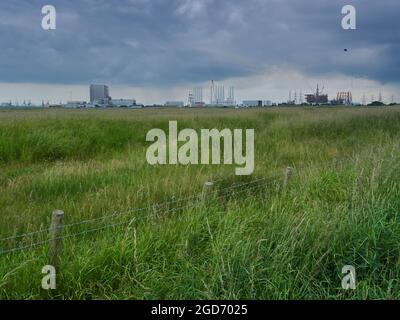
[[50, 210, 64, 269], [283, 167, 294, 188], [202, 182, 214, 204]]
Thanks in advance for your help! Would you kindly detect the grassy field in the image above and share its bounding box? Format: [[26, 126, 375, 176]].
[[0, 106, 400, 300]]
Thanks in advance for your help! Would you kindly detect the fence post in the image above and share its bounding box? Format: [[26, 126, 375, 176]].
[[283, 167, 294, 188], [49, 210, 64, 269], [202, 181, 214, 204]]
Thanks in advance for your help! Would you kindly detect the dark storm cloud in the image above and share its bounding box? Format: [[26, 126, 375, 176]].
[[0, 0, 399, 85]]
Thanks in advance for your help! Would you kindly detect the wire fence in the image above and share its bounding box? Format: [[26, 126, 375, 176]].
[[0, 156, 355, 257], [0, 173, 281, 256]]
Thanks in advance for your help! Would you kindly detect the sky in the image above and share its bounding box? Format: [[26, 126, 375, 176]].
[[0, 0, 399, 105]]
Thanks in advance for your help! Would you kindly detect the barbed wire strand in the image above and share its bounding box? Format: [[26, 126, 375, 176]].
[[0, 180, 269, 255], [0, 157, 348, 248], [0, 175, 278, 243]]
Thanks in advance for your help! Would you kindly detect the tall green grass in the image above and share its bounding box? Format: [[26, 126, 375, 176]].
[[0, 107, 400, 299]]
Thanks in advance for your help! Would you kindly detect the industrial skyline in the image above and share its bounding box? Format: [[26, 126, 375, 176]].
[[1, 82, 397, 108]]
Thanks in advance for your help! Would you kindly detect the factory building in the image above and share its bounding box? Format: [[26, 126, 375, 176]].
[[188, 82, 236, 107], [110, 99, 137, 108], [305, 85, 329, 105], [65, 101, 87, 108], [335, 92, 353, 105], [305, 94, 328, 104], [188, 88, 205, 107], [243, 100, 263, 107], [90, 85, 111, 103]]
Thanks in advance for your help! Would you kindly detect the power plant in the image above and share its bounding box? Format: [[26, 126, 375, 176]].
[[188, 87, 205, 107], [305, 85, 329, 105], [336, 92, 353, 105], [188, 81, 236, 107], [90, 84, 111, 104]]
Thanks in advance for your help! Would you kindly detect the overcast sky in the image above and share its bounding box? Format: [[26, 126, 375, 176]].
[[0, 0, 399, 104]]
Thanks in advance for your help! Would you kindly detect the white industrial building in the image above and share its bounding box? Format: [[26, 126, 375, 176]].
[[243, 100, 263, 107], [65, 101, 87, 108], [87, 85, 142, 108], [242, 100, 272, 107], [110, 99, 137, 108]]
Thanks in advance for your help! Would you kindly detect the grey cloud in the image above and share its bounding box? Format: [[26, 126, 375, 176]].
[[0, 0, 399, 86]]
